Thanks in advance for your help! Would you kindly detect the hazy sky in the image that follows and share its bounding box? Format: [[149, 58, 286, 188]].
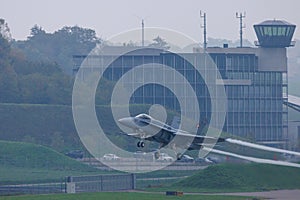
[[2, 0, 300, 44]]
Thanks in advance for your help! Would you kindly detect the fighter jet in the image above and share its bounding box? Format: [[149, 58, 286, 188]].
[[118, 113, 300, 165], [118, 113, 225, 159]]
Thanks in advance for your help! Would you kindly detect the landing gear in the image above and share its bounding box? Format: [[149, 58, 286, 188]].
[[137, 141, 145, 148], [176, 153, 183, 160], [154, 151, 160, 160]]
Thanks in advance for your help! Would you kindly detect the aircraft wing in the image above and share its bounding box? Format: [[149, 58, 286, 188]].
[[152, 120, 225, 144], [174, 132, 225, 146], [125, 132, 141, 137], [147, 124, 225, 150]]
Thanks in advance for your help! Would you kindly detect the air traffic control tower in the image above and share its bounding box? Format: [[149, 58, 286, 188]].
[[204, 19, 296, 146], [253, 20, 296, 146], [254, 20, 296, 48]]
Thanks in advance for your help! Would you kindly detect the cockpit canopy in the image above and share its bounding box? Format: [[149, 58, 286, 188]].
[[254, 20, 296, 47], [135, 114, 152, 120], [134, 114, 151, 126]]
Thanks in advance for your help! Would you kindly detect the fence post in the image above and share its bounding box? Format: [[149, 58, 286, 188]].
[[66, 176, 75, 193], [131, 174, 136, 190]]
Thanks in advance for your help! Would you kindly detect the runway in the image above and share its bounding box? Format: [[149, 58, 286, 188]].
[[81, 158, 209, 171], [212, 189, 300, 200]]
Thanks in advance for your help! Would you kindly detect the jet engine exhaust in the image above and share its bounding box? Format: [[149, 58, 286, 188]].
[[225, 138, 300, 156], [203, 147, 300, 168]]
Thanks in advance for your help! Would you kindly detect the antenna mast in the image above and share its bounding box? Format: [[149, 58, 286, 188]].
[[142, 19, 144, 47], [236, 12, 246, 47], [200, 11, 207, 51]]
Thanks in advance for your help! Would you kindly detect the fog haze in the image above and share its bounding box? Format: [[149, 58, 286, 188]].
[[2, 0, 300, 43]]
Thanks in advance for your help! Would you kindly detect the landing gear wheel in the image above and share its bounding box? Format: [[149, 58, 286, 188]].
[[137, 141, 145, 148], [154, 151, 160, 160], [176, 153, 183, 160]]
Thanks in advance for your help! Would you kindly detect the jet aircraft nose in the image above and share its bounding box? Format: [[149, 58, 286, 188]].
[[118, 117, 134, 127]]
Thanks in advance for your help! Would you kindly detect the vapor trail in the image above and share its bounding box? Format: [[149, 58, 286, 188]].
[[203, 147, 300, 168], [226, 138, 300, 156]]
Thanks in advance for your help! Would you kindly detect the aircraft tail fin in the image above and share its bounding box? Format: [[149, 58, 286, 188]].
[[171, 116, 181, 129]]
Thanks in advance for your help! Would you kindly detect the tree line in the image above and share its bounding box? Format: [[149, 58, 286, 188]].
[[0, 19, 105, 105], [0, 19, 173, 105]]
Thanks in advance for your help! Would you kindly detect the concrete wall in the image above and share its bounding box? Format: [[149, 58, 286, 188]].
[[257, 48, 287, 72], [205, 47, 287, 72], [66, 174, 136, 193], [288, 121, 300, 151]]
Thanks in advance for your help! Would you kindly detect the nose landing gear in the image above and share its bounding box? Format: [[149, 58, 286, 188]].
[[176, 153, 183, 160], [137, 141, 145, 148]]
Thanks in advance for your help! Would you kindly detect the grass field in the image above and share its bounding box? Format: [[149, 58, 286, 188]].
[[0, 140, 198, 186], [0, 140, 118, 185], [0, 192, 255, 200], [0, 166, 112, 185], [137, 163, 300, 193], [1, 140, 300, 193], [0, 140, 92, 170], [172, 163, 300, 192]]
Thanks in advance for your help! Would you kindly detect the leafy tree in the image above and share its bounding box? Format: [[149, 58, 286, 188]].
[[0, 22, 73, 104], [13, 59, 62, 76], [0, 29, 11, 60], [0, 18, 12, 42], [0, 21, 111, 105], [29, 24, 46, 38], [57, 26, 100, 44], [149, 36, 170, 50], [206, 37, 254, 48], [15, 25, 102, 75], [0, 67, 20, 102], [46, 73, 73, 105], [0, 26, 20, 102], [18, 73, 50, 103]]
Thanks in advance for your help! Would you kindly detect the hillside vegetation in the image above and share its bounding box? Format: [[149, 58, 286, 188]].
[[0, 103, 162, 153], [0, 140, 103, 185], [174, 163, 300, 192], [0, 140, 92, 170]]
